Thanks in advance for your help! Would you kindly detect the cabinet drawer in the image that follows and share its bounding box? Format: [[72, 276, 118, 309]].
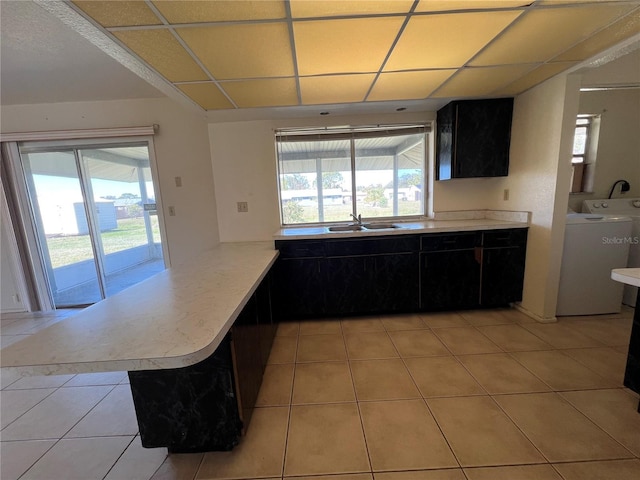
[[482, 228, 528, 248], [275, 240, 324, 258], [421, 232, 479, 251], [324, 236, 419, 256]]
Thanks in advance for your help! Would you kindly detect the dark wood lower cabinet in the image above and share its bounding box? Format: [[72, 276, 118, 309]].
[[481, 247, 526, 306], [374, 252, 419, 312], [272, 257, 324, 320], [420, 249, 480, 311], [624, 290, 640, 412], [325, 256, 373, 315], [128, 275, 275, 453], [273, 229, 528, 319]]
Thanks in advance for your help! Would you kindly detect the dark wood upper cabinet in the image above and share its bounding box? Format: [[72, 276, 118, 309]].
[[436, 98, 514, 180]]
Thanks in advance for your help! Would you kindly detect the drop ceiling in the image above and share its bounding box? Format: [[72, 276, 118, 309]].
[[11, 1, 640, 113], [67, 0, 640, 112]]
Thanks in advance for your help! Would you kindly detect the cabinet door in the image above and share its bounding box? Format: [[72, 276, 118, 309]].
[[374, 253, 419, 312], [256, 275, 276, 368], [420, 250, 480, 310], [231, 295, 262, 427], [324, 256, 373, 315], [272, 258, 324, 320], [455, 98, 513, 178], [481, 247, 526, 306]]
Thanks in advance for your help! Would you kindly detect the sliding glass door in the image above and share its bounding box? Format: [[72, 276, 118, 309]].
[[18, 142, 165, 307], [21, 150, 103, 305]]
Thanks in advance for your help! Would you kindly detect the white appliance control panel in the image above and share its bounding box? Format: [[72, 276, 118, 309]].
[[583, 198, 640, 215]]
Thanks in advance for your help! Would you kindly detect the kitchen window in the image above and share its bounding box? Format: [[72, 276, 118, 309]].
[[570, 114, 600, 193], [276, 125, 427, 225]]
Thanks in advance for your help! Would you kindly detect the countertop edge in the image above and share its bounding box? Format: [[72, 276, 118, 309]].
[[1, 243, 279, 376], [611, 268, 640, 288]]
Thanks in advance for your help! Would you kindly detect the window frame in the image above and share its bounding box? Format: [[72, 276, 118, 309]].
[[275, 124, 429, 227], [570, 114, 600, 194]]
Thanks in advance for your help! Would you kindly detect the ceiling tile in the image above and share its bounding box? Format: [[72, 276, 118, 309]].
[[220, 78, 298, 108], [290, 0, 414, 18], [535, 0, 606, 4], [293, 17, 404, 75], [553, 9, 640, 62], [73, 1, 162, 27], [385, 11, 522, 71], [367, 69, 456, 101], [177, 83, 234, 110], [151, 0, 286, 23], [432, 64, 534, 97], [300, 74, 376, 105], [471, 4, 637, 66], [416, 1, 532, 12], [176, 23, 294, 79], [113, 29, 208, 82], [497, 62, 577, 96]]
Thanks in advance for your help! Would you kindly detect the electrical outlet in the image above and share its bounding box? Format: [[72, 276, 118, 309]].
[[503, 189, 510, 201], [175, 176, 182, 187], [168, 206, 176, 216], [237, 202, 249, 213]]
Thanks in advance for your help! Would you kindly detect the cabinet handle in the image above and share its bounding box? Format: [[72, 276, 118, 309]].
[[474, 247, 482, 264]]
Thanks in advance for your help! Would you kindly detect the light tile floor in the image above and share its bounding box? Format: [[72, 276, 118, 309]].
[[1, 307, 639, 479]]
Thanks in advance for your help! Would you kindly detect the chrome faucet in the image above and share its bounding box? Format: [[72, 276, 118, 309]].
[[350, 213, 362, 225]]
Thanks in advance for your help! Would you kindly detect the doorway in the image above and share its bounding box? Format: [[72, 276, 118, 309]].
[[15, 141, 165, 307]]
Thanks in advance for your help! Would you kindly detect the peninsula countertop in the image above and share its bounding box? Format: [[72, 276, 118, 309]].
[[611, 268, 640, 288], [1, 242, 278, 376]]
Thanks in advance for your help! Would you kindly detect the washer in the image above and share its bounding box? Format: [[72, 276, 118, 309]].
[[583, 198, 640, 306], [557, 214, 632, 316]]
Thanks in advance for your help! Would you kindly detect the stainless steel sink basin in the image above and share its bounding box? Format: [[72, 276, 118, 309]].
[[362, 223, 399, 229], [328, 225, 363, 232]]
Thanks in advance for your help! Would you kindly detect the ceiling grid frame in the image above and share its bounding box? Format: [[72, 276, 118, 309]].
[[427, 1, 536, 98], [142, 0, 238, 109], [362, 0, 421, 103], [60, 0, 640, 112], [284, 0, 302, 105], [490, 3, 640, 97]]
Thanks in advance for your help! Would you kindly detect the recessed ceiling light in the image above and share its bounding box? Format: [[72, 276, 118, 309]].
[[396, 107, 407, 111], [320, 111, 330, 115]]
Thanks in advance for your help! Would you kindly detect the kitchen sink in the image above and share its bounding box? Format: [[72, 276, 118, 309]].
[[328, 225, 363, 232], [362, 223, 399, 229]]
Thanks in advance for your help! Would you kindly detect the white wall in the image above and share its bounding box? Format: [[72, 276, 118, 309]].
[[1, 97, 219, 268], [568, 89, 640, 211], [489, 74, 581, 320], [209, 111, 435, 242]]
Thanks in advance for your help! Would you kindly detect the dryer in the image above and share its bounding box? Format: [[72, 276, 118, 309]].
[[583, 198, 640, 306]]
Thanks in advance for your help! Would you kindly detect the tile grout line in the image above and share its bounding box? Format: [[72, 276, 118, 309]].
[[280, 325, 300, 478], [383, 317, 465, 473], [100, 434, 138, 480], [341, 317, 375, 476]]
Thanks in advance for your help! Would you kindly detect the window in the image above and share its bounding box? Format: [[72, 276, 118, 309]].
[[570, 114, 599, 193], [276, 125, 427, 225]]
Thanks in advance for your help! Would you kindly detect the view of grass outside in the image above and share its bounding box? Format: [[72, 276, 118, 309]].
[[46, 216, 161, 268]]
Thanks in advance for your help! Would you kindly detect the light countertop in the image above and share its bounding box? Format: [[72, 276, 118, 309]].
[[1, 242, 278, 376], [274, 212, 529, 241], [611, 268, 640, 288]]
